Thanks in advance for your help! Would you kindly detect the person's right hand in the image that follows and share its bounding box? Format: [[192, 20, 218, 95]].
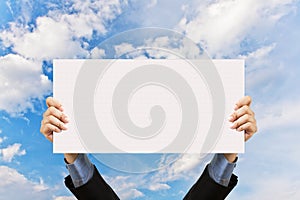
[[40, 97, 69, 142]]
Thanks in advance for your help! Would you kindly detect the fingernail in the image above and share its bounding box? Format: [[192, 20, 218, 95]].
[[230, 123, 236, 129], [64, 123, 68, 129], [64, 116, 69, 122], [55, 129, 62, 133], [228, 116, 234, 121]]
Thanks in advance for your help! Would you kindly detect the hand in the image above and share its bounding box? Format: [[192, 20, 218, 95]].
[[229, 96, 257, 141], [224, 96, 258, 162], [40, 97, 78, 163], [40, 97, 68, 142]]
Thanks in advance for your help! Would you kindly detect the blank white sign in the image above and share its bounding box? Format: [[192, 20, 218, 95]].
[[53, 59, 244, 153]]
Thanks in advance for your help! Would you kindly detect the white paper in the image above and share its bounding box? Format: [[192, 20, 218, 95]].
[[53, 59, 244, 153]]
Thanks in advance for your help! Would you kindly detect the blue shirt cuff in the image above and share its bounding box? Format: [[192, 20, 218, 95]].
[[65, 154, 94, 188], [208, 153, 237, 187]]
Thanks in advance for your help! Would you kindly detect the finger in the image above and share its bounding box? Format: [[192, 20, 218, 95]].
[[43, 115, 68, 130], [229, 105, 254, 122], [234, 96, 252, 110], [230, 114, 254, 129], [235, 121, 257, 134], [245, 131, 255, 142], [40, 123, 61, 142], [43, 106, 69, 123], [46, 97, 63, 112], [40, 121, 62, 134]]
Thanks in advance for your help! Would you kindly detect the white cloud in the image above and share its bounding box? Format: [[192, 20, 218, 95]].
[[33, 177, 49, 192], [56, 0, 124, 39], [114, 43, 136, 57], [2, 17, 87, 60], [99, 154, 209, 199], [1, 116, 11, 124], [101, 153, 211, 199], [6, 0, 34, 23], [147, 0, 158, 9], [229, 174, 300, 200], [0, 0, 127, 115], [150, 153, 209, 184], [166, 154, 205, 175], [239, 43, 277, 71], [0, 165, 52, 199], [0, 54, 52, 115], [90, 47, 106, 58], [0, 143, 26, 162], [109, 33, 203, 60], [237, 43, 278, 90], [0, 0, 125, 60], [104, 175, 145, 200], [121, 189, 144, 199], [148, 183, 171, 191], [0, 130, 9, 151], [143, 36, 194, 59], [0, 136, 7, 144], [53, 196, 76, 200], [177, 0, 297, 57], [254, 98, 300, 132]]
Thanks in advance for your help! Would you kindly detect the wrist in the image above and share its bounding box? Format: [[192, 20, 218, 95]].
[[64, 153, 79, 164], [223, 153, 238, 163]]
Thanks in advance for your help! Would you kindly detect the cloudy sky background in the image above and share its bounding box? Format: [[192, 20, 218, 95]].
[[0, 0, 300, 199]]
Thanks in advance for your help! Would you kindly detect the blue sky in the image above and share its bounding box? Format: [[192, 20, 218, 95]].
[[0, 0, 300, 199]]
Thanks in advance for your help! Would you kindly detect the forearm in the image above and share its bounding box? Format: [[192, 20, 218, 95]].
[[65, 154, 94, 188], [64, 154, 120, 199], [183, 158, 238, 200], [208, 153, 237, 187]]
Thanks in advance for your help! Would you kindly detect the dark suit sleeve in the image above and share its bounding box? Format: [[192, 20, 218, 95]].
[[64, 164, 236, 200], [183, 165, 238, 200], [64, 165, 120, 200]]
